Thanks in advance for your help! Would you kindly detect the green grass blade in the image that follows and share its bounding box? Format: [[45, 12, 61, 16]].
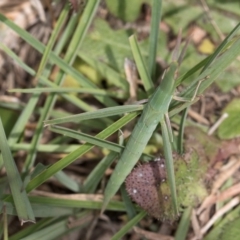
[[177, 107, 188, 154], [25, 112, 139, 193], [54, 171, 81, 192], [148, 0, 162, 80], [9, 218, 54, 240], [24, 196, 126, 212], [0, 119, 35, 223], [2, 201, 74, 218], [9, 87, 124, 98], [129, 35, 154, 94], [44, 105, 143, 125], [83, 151, 119, 193], [10, 143, 84, 153], [175, 207, 192, 240], [161, 119, 178, 216], [111, 211, 146, 240], [36, 3, 69, 78], [64, 0, 101, 64], [49, 125, 124, 153]]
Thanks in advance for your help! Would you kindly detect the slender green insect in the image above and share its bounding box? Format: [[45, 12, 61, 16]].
[[102, 61, 179, 215]]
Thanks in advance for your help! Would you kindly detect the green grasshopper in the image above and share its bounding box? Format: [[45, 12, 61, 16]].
[[102, 60, 181, 216], [103, 62, 178, 214], [102, 35, 208, 219]]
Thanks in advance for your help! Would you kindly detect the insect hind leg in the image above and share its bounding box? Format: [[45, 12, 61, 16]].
[[173, 75, 209, 103]]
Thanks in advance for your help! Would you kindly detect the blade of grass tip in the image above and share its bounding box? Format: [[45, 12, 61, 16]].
[[44, 104, 143, 126], [0, 118, 35, 224], [148, 0, 162, 80], [174, 207, 192, 240], [54, 171, 81, 192], [25, 112, 140, 193], [129, 35, 154, 94], [111, 211, 147, 240]]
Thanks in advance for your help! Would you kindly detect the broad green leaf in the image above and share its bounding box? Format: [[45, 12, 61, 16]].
[[218, 98, 240, 139]]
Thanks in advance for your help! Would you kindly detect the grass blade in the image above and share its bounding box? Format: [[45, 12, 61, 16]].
[[161, 119, 178, 216], [0, 119, 35, 224], [148, 0, 162, 79], [49, 125, 124, 153], [175, 207, 192, 240], [44, 105, 143, 125], [129, 35, 154, 94], [83, 152, 119, 193], [112, 211, 146, 240]]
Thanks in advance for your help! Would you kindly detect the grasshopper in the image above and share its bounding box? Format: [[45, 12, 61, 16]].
[[101, 34, 208, 218]]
